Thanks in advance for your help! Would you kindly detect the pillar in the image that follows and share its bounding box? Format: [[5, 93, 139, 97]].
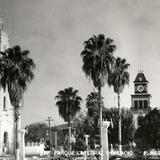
[[52, 130, 57, 148], [84, 135, 89, 150], [102, 121, 110, 160], [20, 129, 26, 160]]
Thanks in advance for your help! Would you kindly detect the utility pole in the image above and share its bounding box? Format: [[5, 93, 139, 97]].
[[45, 117, 54, 151]]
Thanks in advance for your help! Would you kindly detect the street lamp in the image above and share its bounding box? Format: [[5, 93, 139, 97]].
[[102, 121, 110, 160]]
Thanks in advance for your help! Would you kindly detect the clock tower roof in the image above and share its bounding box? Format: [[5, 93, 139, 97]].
[[134, 71, 148, 83]]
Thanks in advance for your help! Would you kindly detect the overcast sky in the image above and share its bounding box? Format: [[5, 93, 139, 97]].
[[0, 0, 160, 127]]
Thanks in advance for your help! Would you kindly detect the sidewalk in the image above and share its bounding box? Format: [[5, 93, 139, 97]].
[[0, 155, 15, 160]]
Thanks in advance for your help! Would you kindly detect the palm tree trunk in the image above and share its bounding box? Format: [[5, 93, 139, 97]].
[[98, 86, 103, 160], [68, 115, 72, 152], [118, 92, 122, 154], [68, 125, 71, 151], [15, 107, 21, 160]]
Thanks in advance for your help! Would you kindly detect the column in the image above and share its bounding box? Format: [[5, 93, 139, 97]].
[[84, 135, 89, 150], [53, 131, 57, 148], [20, 129, 26, 160], [102, 121, 110, 160]]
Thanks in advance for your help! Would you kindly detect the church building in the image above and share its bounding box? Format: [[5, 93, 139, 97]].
[[0, 18, 15, 155], [131, 71, 151, 129]]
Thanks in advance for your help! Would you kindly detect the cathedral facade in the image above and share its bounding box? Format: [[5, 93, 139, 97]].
[[131, 71, 151, 129], [0, 19, 15, 155]]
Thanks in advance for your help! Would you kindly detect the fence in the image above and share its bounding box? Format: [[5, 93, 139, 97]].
[[25, 142, 50, 156]]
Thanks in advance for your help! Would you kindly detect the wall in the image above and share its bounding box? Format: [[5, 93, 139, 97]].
[[25, 142, 50, 156]]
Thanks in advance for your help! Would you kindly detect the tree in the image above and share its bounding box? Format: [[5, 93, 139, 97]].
[[73, 107, 134, 151], [55, 87, 82, 151], [135, 108, 160, 150], [74, 112, 98, 150], [72, 138, 87, 151], [0, 45, 35, 160], [85, 92, 107, 148], [73, 114, 89, 151], [86, 92, 102, 119], [109, 57, 130, 153], [81, 34, 116, 156], [104, 108, 134, 147], [25, 122, 48, 143]]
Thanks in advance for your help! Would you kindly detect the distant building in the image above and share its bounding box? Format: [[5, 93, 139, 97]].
[[131, 71, 151, 129], [0, 18, 15, 155]]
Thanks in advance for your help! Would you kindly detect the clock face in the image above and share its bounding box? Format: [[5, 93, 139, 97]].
[[137, 85, 144, 92]]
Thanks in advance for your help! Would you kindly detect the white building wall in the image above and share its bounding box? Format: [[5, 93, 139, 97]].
[[0, 27, 15, 155], [0, 31, 9, 51], [0, 87, 15, 155]]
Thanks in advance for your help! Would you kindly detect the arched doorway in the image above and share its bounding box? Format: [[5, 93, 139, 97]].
[[3, 131, 9, 154]]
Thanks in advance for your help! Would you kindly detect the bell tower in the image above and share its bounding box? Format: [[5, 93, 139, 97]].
[[0, 17, 15, 155], [131, 71, 151, 129], [0, 16, 9, 51]]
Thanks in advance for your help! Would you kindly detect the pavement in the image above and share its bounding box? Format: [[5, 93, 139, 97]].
[[0, 156, 15, 160]]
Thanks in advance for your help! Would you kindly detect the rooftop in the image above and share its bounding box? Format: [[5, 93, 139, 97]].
[[134, 71, 148, 83]]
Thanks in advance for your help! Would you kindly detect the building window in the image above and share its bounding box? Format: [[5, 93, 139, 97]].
[[144, 100, 148, 108], [134, 100, 138, 109], [3, 131, 8, 146], [139, 100, 143, 109], [3, 96, 7, 111]]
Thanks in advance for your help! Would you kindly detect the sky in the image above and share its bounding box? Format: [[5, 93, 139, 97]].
[[0, 0, 160, 127]]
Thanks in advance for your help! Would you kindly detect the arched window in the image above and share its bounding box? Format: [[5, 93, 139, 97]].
[[3, 131, 9, 153], [3, 131, 8, 147], [3, 132, 8, 146], [3, 96, 7, 111]]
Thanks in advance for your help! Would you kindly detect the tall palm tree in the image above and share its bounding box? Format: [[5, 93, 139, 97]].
[[0, 45, 35, 160], [109, 57, 130, 154], [81, 34, 116, 158], [55, 87, 82, 151]]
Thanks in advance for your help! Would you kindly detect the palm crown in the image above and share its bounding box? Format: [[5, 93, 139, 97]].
[[55, 87, 82, 123], [81, 34, 116, 88], [86, 92, 103, 117], [0, 45, 35, 107], [109, 57, 130, 93]]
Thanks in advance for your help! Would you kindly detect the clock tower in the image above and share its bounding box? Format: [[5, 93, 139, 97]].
[[131, 71, 151, 129]]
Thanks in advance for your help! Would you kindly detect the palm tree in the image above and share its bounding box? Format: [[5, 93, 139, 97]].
[[0, 45, 35, 160], [81, 34, 116, 157], [86, 92, 106, 121], [86, 92, 99, 118], [109, 57, 130, 154], [55, 87, 82, 151]]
